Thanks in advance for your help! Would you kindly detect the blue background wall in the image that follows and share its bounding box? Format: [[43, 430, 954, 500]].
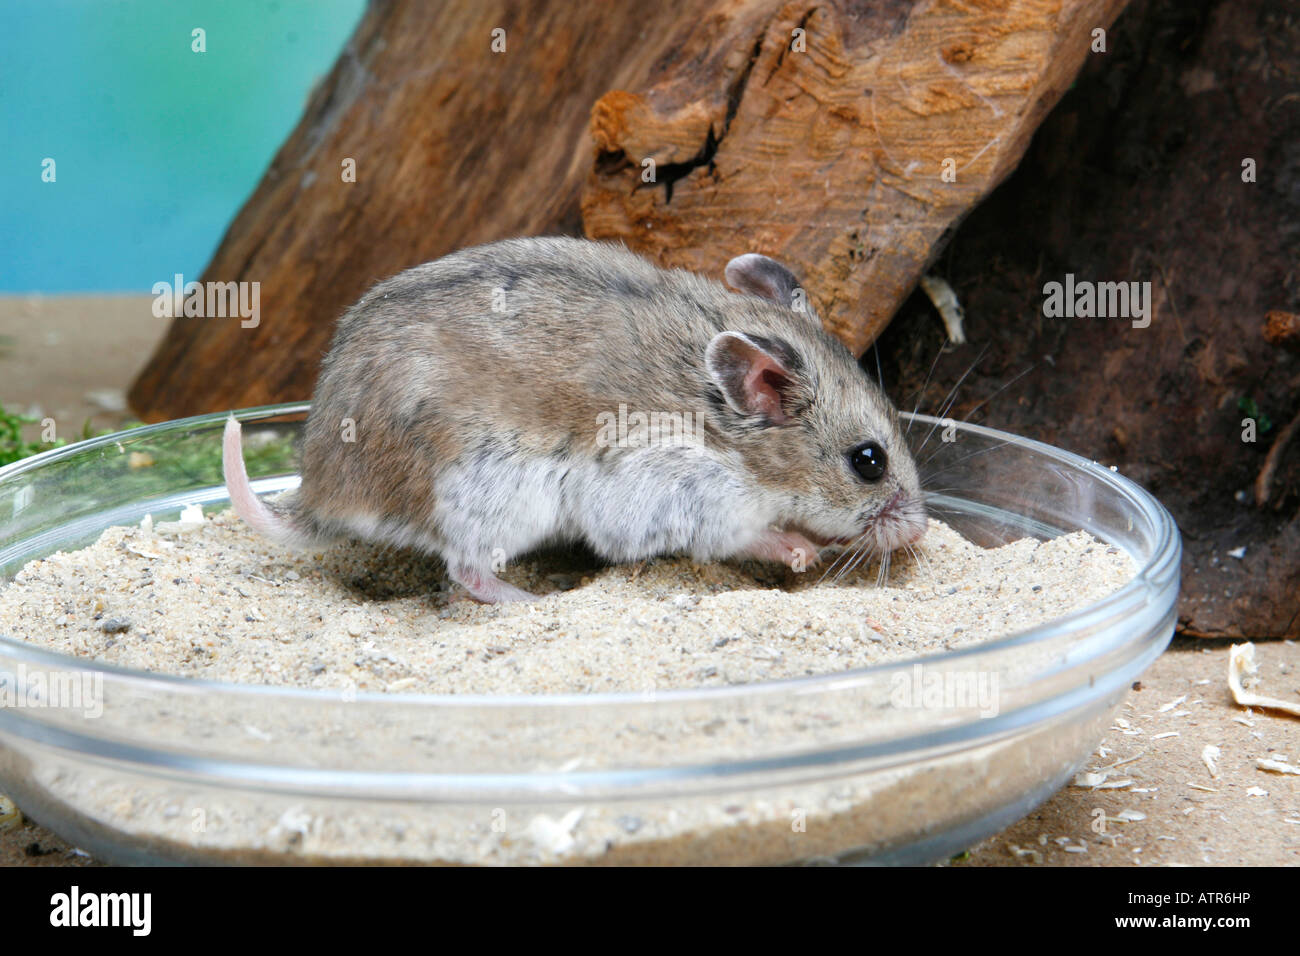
[[0, 0, 366, 292]]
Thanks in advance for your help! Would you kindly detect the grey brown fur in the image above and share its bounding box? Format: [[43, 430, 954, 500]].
[[224, 237, 926, 602]]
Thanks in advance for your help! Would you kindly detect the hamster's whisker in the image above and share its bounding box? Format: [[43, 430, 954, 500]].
[[815, 542, 851, 585], [905, 542, 934, 579], [828, 553, 859, 587], [915, 367, 1035, 471], [919, 434, 1021, 479], [820, 543, 858, 586], [922, 377, 972, 448], [904, 341, 948, 436], [815, 551, 847, 586], [838, 538, 879, 583], [913, 344, 988, 457], [817, 532, 870, 585], [946, 363, 1035, 428], [833, 539, 877, 585]]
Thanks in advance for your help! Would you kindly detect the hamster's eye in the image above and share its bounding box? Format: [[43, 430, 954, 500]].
[[849, 442, 887, 482]]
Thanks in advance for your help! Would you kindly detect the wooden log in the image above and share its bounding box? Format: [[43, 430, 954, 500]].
[[581, 0, 1128, 354]]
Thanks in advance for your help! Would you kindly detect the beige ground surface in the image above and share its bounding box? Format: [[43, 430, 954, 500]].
[[0, 295, 165, 442], [951, 639, 1298, 867], [0, 295, 1296, 866]]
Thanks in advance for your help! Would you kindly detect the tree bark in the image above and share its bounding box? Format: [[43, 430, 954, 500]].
[[583, 0, 1127, 354]]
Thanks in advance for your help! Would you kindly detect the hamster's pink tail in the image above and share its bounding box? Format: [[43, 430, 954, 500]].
[[222, 416, 298, 542]]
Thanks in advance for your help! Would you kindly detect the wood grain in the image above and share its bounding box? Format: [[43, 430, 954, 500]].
[[582, 0, 1128, 354]]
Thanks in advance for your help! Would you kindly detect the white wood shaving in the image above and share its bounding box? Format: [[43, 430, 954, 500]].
[[1158, 694, 1187, 712], [1256, 757, 1300, 775], [1109, 752, 1145, 768], [1069, 768, 1134, 790], [1112, 717, 1142, 736], [525, 808, 585, 855], [154, 502, 207, 536], [1201, 744, 1221, 778], [1228, 643, 1300, 718], [919, 274, 966, 344], [1008, 844, 1042, 863]]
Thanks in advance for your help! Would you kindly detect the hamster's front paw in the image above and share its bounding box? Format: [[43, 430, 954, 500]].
[[743, 530, 822, 570]]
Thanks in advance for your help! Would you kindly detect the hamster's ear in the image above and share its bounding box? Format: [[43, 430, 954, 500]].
[[705, 331, 800, 424], [725, 253, 805, 312]]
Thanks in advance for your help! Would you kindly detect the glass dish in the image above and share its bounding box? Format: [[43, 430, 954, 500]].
[[0, 403, 1179, 865]]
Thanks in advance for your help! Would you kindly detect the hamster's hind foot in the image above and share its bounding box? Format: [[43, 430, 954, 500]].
[[448, 562, 538, 604]]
